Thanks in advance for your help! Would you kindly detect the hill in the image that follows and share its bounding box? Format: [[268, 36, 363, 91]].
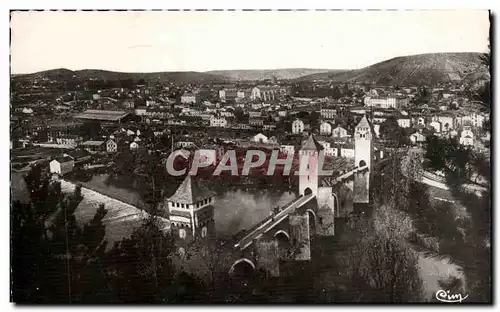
[[296, 53, 489, 85], [206, 68, 342, 81], [12, 68, 233, 84]]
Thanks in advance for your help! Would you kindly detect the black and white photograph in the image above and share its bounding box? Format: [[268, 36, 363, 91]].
[[9, 9, 492, 304]]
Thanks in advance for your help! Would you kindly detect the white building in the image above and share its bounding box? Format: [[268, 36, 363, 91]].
[[432, 115, 454, 132], [459, 127, 474, 146], [397, 118, 411, 128], [340, 147, 355, 159], [49, 156, 74, 175], [410, 132, 426, 144], [364, 96, 409, 109], [331, 126, 349, 138], [320, 122, 333, 135], [292, 119, 305, 134], [318, 141, 338, 157], [429, 121, 442, 133], [210, 116, 228, 128], [129, 141, 140, 150], [280, 145, 295, 155], [252, 133, 269, 144], [181, 92, 197, 104], [320, 109, 337, 119]]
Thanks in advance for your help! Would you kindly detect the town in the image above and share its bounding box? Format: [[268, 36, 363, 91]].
[[10, 10, 491, 305]]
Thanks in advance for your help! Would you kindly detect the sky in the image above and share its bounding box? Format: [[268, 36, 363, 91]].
[[10, 10, 490, 74]]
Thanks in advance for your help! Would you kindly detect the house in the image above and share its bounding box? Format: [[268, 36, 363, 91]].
[[219, 88, 238, 101], [249, 111, 262, 118], [459, 127, 474, 146], [292, 119, 305, 134], [331, 126, 349, 139], [320, 122, 333, 135], [65, 149, 92, 165], [432, 115, 454, 132], [130, 141, 140, 150], [49, 156, 75, 176], [252, 133, 269, 144], [364, 96, 409, 109], [210, 116, 228, 128], [80, 140, 106, 153], [249, 118, 264, 127], [320, 109, 337, 119], [263, 124, 277, 131], [280, 145, 295, 155], [318, 141, 338, 157], [236, 89, 252, 99], [429, 121, 442, 133], [55, 134, 83, 147], [181, 92, 197, 104], [397, 118, 411, 128], [106, 139, 118, 153], [277, 110, 288, 117], [340, 146, 355, 158], [410, 132, 426, 145]]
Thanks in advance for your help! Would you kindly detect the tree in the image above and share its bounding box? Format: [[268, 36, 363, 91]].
[[104, 215, 187, 303], [379, 116, 409, 147], [11, 167, 110, 303]]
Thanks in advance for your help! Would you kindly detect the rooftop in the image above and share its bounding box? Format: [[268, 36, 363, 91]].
[[301, 134, 324, 151], [167, 175, 216, 205], [74, 110, 130, 122]]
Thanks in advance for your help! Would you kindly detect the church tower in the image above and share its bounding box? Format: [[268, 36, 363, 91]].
[[298, 134, 323, 197], [354, 115, 373, 204]]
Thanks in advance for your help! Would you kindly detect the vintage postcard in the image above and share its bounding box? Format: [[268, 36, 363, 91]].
[[9, 10, 491, 304]]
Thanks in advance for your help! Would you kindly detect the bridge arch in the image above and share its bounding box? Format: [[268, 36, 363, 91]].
[[307, 209, 317, 235], [304, 187, 313, 196], [274, 230, 290, 241], [229, 258, 256, 276], [359, 160, 366, 167]]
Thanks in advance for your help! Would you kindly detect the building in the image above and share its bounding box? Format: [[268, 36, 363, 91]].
[[429, 121, 442, 133], [263, 124, 277, 131], [320, 109, 337, 119], [340, 147, 355, 159], [292, 119, 305, 134], [162, 175, 216, 245], [252, 133, 269, 144], [49, 156, 74, 175], [459, 127, 474, 146], [80, 140, 106, 153], [318, 141, 338, 157], [130, 141, 140, 150], [219, 88, 238, 101], [320, 122, 333, 135], [331, 126, 349, 139], [74, 109, 131, 124], [432, 115, 454, 132], [249, 118, 264, 126], [236, 89, 252, 99], [181, 92, 197, 104], [55, 134, 82, 147], [251, 86, 286, 101], [410, 132, 426, 144], [280, 145, 295, 155], [397, 118, 412, 128], [354, 115, 374, 204], [249, 111, 262, 118], [210, 116, 228, 128], [364, 96, 409, 109], [106, 139, 118, 153]]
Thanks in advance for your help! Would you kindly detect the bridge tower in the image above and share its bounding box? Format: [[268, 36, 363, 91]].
[[299, 134, 323, 197], [354, 115, 373, 205], [163, 175, 216, 248]]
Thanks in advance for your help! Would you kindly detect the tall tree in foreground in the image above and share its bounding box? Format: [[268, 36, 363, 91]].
[[11, 166, 110, 303]]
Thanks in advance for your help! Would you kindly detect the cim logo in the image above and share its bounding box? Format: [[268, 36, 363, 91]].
[[435, 289, 468, 303]]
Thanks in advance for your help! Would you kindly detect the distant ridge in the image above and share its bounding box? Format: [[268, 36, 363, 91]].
[[206, 68, 343, 81], [295, 52, 489, 85]]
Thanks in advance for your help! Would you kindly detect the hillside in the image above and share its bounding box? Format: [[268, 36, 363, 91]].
[[206, 68, 342, 81], [12, 68, 233, 84], [296, 53, 489, 85]]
